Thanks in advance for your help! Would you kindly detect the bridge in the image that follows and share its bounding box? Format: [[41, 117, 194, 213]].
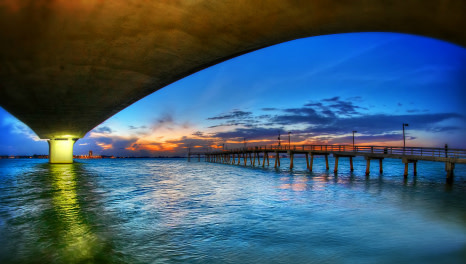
[[0, 1, 465, 163], [189, 145, 466, 183]]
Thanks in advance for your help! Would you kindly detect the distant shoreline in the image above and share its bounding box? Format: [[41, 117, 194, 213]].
[[0, 156, 188, 159]]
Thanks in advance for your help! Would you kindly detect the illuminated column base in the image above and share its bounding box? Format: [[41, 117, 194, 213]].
[[48, 138, 78, 164]]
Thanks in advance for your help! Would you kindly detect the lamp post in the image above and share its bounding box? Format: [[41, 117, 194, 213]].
[[352, 130, 357, 150], [402, 123, 409, 149], [288, 131, 292, 149], [278, 131, 281, 146]]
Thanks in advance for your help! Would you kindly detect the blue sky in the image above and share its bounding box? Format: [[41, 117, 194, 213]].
[[1, 32, 465, 156]]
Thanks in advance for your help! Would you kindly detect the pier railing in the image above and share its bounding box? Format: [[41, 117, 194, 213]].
[[210, 145, 466, 159]]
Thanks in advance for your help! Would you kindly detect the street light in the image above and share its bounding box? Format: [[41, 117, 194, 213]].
[[288, 131, 292, 149], [352, 130, 357, 150], [402, 123, 409, 149], [278, 131, 281, 146]]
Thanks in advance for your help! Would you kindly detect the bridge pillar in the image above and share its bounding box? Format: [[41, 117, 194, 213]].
[[445, 162, 455, 184], [48, 138, 78, 164], [334, 156, 339, 173]]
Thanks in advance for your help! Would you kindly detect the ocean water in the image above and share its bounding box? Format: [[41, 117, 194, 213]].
[[0, 157, 465, 264]]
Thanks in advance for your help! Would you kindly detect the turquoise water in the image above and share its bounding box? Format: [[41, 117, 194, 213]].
[[0, 158, 465, 263]]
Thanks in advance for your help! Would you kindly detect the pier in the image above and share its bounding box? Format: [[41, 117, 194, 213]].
[[189, 145, 466, 183]]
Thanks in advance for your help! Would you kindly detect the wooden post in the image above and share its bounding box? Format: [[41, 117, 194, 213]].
[[365, 158, 370, 176], [445, 162, 455, 183], [274, 152, 280, 168], [263, 152, 267, 167], [379, 159, 383, 173], [310, 154, 314, 172], [349, 156, 353, 172], [325, 154, 329, 170], [243, 152, 247, 166], [334, 156, 339, 173], [413, 161, 417, 176], [252, 152, 256, 166], [404, 162, 409, 178], [249, 152, 253, 165], [267, 153, 270, 166], [305, 153, 309, 170], [237, 153, 241, 165], [290, 152, 294, 169]]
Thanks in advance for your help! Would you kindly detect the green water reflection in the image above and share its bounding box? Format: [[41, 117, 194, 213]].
[[0, 163, 120, 264]]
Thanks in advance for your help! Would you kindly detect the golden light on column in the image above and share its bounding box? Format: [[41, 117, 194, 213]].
[[48, 137, 78, 164]]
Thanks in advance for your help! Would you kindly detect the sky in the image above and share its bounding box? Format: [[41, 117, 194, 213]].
[[1, 32, 465, 157]]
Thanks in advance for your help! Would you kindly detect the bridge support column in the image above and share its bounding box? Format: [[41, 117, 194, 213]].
[[48, 138, 77, 164], [445, 162, 455, 184], [402, 158, 417, 178], [325, 155, 329, 170], [350, 157, 353, 172], [305, 153, 309, 170], [365, 158, 371, 176], [309, 154, 314, 172], [289, 151, 294, 169], [274, 151, 280, 168], [262, 152, 267, 167], [334, 156, 339, 173]]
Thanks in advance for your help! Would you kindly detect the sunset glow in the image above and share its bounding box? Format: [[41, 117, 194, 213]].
[[1, 32, 465, 156]]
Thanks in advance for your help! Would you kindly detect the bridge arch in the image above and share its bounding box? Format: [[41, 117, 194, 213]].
[[0, 0, 464, 162]]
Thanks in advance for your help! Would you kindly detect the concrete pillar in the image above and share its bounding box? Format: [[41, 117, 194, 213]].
[[48, 138, 77, 164]]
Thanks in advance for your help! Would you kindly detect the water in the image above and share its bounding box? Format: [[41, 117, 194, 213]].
[[0, 157, 465, 264]]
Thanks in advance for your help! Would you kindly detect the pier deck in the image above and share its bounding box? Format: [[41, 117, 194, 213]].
[[189, 145, 466, 183]]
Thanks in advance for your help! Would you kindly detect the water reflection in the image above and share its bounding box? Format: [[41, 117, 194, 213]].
[[49, 164, 101, 262], [0, 162, 120, 264]]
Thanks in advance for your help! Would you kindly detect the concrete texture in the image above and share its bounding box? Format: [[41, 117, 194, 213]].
[[0, 0, 464, 139]]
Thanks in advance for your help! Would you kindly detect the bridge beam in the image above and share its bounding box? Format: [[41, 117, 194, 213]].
[[48, 138, 78, 164]]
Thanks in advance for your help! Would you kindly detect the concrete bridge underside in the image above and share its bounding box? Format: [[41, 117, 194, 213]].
[[0, 0, 465, 163]]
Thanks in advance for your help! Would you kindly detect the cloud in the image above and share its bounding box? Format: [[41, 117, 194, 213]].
[[207, 109, 252, 120], [92, 126, 113, 134], [322, 96, 340, 102], [202, 100, 464, 147], [129, 125, 147, 130]]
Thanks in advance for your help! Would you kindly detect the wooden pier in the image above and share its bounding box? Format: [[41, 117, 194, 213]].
[[189, 145, 466, 183]]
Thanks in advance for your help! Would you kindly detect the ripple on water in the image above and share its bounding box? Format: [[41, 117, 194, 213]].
[[0, 158, 465, 264]]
